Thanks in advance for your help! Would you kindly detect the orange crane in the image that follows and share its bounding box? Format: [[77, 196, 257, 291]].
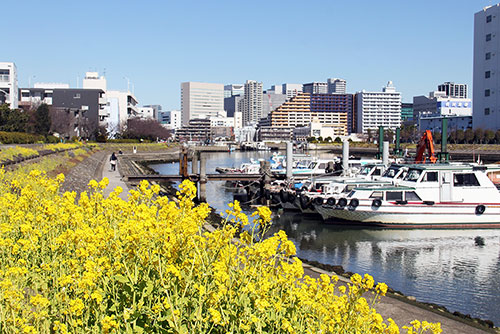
[[415, 130, 437, 163]]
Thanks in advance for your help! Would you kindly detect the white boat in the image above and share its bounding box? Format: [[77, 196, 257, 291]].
[[278, 163, 391, 212], [316, 163, 500, 228]]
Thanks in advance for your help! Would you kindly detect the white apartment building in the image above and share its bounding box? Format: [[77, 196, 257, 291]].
[[106, 90, 139, 132], [138, 106, 154, 119], [473, 5, 500, 130], [234, 111, 243, 130], [210, 115, 234, 127], [242, 80, 263, 126], [328, 78, 347, 94], [356, 82, 401, 133], [281, 83, 303, 100], [82, 72, 109, 128], [158, 110, 181, 130], [181, 82, 224, 125], [0, 62, 18, 108]]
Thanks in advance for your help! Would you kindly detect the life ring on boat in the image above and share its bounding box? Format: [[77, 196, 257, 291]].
[[372, 199, 382, 208], [338, 198, 348, 207], [314, 197, 324, 206], [349, 198, 359, 208], [280, 190, 288, 203], [326, 197, 336, 206], [300, 195, 311, 209], [475, 204, 486, 215]]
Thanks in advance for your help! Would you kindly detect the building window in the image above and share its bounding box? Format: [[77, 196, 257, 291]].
[[486, 33, 492, 41], [486, 52, 491, 60], [487, 15, 492, 23], [486, 71, 491, 78], [485, 108, 490, 115], [485, 89, 491, 97]]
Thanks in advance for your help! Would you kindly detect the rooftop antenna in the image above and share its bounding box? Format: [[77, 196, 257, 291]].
[[103, 68, 106, 77]]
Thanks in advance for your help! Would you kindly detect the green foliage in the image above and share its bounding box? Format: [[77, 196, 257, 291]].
[[334, 136, 342, 143], [34, 103, 51, 135], [0, 104, 29, 132]]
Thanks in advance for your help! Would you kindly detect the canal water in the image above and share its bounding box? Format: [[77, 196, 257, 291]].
[[150, 151, 500, 325]]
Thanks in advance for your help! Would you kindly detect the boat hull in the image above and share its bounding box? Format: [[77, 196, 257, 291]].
[[315, 202, 500, 228]]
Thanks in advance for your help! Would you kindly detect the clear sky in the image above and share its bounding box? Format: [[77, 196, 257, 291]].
[[2, 0, 489, 110]]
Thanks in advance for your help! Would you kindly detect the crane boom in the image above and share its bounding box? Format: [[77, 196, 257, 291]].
[[415, 130, 437, 163]]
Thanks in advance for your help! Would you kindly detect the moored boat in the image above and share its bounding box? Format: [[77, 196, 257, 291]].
[[317, 163, 500, 228]]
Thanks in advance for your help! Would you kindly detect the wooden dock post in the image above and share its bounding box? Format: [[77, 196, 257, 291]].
[[199, 153, 207, 202], [191, 150, 199, 175], [179, 146, 189, 179], [260, 160, 271, 205]]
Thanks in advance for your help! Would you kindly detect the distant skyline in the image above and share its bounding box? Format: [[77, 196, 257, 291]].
[[2, 0, 489, 110]]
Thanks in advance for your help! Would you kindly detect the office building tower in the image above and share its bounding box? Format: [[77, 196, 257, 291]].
[[437, 82, 467, 98], [262, 91, 287, 118], [281, 83, 303, 100], [224, 84, 244, 98], [327, 78, 347, 94], [143, 104, 162, 120], [356, 82, 401, 133], [241, 80, 263, 125], [0, 62, 18, 108], [303, 82, 328, 94], [181, 82, 224, 125], [473, 5, 500, 130]]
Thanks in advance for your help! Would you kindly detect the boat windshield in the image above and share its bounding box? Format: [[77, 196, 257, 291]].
[[403, 168, 423, 182], [382, 166, 399, 178], [359, 165, 374, 175]]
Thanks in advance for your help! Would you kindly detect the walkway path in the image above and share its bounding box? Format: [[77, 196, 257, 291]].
[[102, 154, 130, 200]]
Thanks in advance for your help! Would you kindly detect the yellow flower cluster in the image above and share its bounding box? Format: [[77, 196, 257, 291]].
[[0, 146, 38, 163], [0, 169, 441, 333]]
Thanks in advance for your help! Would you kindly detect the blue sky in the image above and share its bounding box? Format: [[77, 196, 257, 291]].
[[3, 0, 488, 110]]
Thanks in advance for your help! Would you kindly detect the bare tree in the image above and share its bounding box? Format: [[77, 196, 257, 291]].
[[50, 108, 73, 139], [123, 118, 171, 141]]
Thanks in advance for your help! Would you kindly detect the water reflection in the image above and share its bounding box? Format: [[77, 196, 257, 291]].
[[150, 151, 500, 325]]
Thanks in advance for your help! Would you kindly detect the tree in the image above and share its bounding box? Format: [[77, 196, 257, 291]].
[[464, 129, 474, 144], [33, 103, 51, 135], [0, 104, 28, 132], [484, 129, 495, 144], [122, 118, 171, 141], [448, 130, 457, 144], [474, 128, 484, 144], [432, 130, 441, 144], [384, 129, 394, 143], [50, 108, 73, 139], [455, 129, 465, 144]]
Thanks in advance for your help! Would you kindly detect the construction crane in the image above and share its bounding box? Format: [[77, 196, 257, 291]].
[[415, 130, 437, 164]]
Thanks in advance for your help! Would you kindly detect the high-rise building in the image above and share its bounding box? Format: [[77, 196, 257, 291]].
[[437, 82, 467, 98], [281, 83, 303, 100], [356, 82, 401, 133], [327, 78, 347, 94], [401, 103, 414, 123], [241, 80, 263, 126], [473, 5, 500, 130], [224, 84, 244, 98], [260, 93, 350, 136], [181, 82, 224, 125], [0, 62, 18, 108], [303, 82, 328, 94], [83, 72, 107, 91]]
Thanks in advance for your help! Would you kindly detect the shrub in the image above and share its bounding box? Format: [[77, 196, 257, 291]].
[[0, 173, 441, 334]]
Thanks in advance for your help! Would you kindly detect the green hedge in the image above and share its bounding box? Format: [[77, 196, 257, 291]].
[[0, 131, 59, 144]]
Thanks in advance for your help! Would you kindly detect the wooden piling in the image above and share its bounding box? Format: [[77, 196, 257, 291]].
[[199, 153, 207, 202], [191, 150, 199, 175]]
